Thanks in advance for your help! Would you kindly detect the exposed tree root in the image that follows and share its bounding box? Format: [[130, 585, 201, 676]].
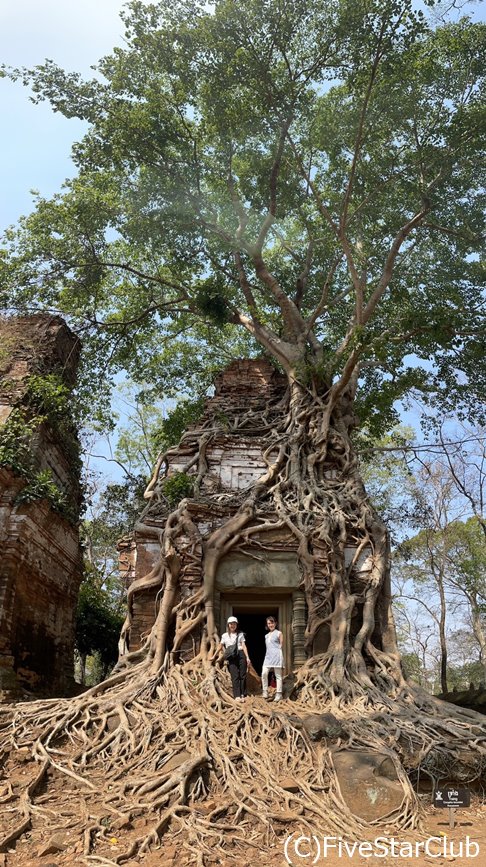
[[1, 370, 486, 861], [1, 657, 486, 864]]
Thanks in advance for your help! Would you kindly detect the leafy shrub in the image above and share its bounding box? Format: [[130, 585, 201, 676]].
[[15, 468, 69, 515], [26, 372, 70, 419], [161, 471, 194, 506], [75, 577, 124, 683]]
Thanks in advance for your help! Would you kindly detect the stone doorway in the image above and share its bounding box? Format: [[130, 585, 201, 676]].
[[220, 594, 295, 676], [231, 608, 278, 676], [216, 549, 307, 674]]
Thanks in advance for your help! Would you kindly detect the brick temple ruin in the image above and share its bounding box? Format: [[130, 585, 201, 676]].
[[0, 314, 82, 696], [120, 358, 374, 675]]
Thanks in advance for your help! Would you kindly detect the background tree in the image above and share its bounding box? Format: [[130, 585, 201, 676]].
[[392, 428, 486, 693], [446, 627, 486, 691], [435, 422, 486, 536], [445, 518, 486, 680], [75, 575, 125, 685], [359, 426, 431, 537], [394, 461, 461, 694], [1, 0, 486, 859]]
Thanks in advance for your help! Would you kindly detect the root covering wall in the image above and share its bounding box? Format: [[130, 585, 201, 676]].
[[119, 358, 374, 667]]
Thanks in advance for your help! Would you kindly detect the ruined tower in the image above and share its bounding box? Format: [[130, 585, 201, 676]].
[[120, 358, 374, 675], [0, 314, 83, 696]]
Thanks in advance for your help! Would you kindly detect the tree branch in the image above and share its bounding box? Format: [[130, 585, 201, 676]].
[[361, 206, 430, 325], [305, 255, 345, 332], [229, 307, 298, 369]]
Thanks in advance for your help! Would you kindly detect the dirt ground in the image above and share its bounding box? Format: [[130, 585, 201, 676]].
[[2, 690, 485, 867], [127, 804, 486, 867], [2, 772, 485, 867]]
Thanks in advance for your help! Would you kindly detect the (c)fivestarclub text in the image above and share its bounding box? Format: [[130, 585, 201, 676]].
[[283, 833, 481, 864]]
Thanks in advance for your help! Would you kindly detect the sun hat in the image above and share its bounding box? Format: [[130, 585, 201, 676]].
[[227, 616, 238, 623]]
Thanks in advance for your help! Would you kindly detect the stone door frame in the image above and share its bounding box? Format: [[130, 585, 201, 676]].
[[219, 591, 305, 674]]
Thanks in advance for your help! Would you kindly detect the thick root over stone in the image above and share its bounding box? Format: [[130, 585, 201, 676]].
[[2, 372, 486, 862], [1, 656, 486, 865]]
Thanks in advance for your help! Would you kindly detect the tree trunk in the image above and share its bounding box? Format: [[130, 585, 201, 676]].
[[79, 653, 86, 686], [470, 593, 486, 686], [126, 366, 404, 698], [432, 565, 449, 695]]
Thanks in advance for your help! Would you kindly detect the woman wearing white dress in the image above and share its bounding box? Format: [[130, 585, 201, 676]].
[[262, 616, 284, 702]]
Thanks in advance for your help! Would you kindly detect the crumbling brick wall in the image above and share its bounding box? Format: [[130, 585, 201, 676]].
[[0, 314, 83, 696]]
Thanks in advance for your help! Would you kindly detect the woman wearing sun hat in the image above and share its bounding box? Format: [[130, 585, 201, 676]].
[[219, 616, 250, 700]]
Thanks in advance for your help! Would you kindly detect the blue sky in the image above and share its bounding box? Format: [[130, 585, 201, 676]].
[[1, 0, 131, 230], [0, 1, 148, 486]]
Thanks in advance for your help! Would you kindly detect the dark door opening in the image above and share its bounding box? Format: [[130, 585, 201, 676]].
[[233, 608, 278, 677]]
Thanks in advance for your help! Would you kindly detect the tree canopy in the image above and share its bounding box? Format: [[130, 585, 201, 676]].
[[2, 6, 486, 856], [1, 0, 484, 434]]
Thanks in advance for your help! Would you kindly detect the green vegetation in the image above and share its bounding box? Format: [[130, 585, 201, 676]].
[[0, 371, 80, 522], [77, 475, 147, 684], [1, 1, 483, 432], [75, 576, 125, 685], [161, 471, 194, 507], [0, 408, 38, 476]]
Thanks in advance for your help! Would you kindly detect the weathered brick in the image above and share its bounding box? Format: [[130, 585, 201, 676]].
[[0, 315, 82, 697]]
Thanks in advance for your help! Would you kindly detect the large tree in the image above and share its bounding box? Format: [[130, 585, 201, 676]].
[[1, 0, 486, 860]]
